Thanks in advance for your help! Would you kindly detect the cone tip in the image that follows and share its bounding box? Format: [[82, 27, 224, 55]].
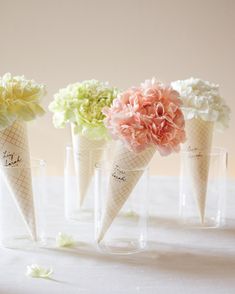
[[200, 212, 205, 225], [79, 198, 84, 208], [96, 232, 103, 244]]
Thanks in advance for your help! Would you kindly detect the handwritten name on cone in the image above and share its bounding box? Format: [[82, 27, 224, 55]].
[[0, 121, 36, 240]]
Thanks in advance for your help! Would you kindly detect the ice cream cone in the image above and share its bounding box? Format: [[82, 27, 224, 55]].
[[0, 120, 36, 240], [97, 143, 155, 242], [71, 125, 106, 207], [183, 118, 214, 223]]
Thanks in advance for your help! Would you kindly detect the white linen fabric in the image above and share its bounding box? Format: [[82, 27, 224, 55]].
[[0, 177, 235, 294]]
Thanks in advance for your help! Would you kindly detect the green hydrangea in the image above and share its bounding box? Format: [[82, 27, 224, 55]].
[[49, 80, 118, 140], [0, 73, 46, 130]]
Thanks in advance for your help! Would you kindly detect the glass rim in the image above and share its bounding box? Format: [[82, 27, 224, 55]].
[[66, 141, 114, 152], [94, 161, 149, 173], [0, 158, 46, 170], [180, 146, 227, 156]]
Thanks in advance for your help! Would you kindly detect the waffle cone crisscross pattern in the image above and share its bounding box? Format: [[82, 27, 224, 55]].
[[0, 120, 36, 239], [97, 144, 155, 242], [183, 118, 214, 223], [71, 129, 106, 207]]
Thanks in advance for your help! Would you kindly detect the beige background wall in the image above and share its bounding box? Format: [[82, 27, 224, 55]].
[[1, 0, 234, 177]]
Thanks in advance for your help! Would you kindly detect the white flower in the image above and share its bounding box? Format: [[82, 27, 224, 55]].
[[26, 264, 53, 278], [171, 77, 230, 131], [56, 232, 76, 247]]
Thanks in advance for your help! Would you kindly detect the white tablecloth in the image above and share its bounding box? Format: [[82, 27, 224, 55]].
[[0, 177, 235, 294]]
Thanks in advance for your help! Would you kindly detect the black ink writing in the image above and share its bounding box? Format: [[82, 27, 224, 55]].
[[112, 165, 126, 182], [187, 145, 203, 159], [2, 150, 22, 167]]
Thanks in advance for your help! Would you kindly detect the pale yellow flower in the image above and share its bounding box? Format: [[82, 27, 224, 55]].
[[0, 73, 46, 130]]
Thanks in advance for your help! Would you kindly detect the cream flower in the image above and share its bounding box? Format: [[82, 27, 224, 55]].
[[26, 264, 53, 279], [171, 77, 230, 131], [0, 73, 46, 130]]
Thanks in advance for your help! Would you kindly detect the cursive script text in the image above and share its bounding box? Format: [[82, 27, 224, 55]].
[[2, 150, 22, 167]]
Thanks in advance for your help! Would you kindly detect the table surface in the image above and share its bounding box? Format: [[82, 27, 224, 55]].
[[0, 177, 235, 294]]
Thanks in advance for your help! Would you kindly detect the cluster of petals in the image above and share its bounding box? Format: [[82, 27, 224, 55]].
[[49, 80, 118, 140], [0, 73, 46, 130], [103, 78, 186, 155], [171, 77, 230, 131]]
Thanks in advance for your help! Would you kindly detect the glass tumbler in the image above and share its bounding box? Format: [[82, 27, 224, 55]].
[[179, 147, 227, 228], [0, 159, 46, 248], [65, 143, 114, 222], [94, 163, 149, 254]]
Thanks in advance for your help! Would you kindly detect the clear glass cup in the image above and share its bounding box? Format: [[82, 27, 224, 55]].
[[64, 144, 93, 222], [94, 163, 149, 254], [179, 147, 227, 228], [64, 143, 114, 222], [0, 158, 46, 248]]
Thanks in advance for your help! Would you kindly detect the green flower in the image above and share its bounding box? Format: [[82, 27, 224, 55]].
[[0, 73, 46, 130], [49, 80, 118, 140], [26, 264, 53, 279], [56, 232, 76, 248]]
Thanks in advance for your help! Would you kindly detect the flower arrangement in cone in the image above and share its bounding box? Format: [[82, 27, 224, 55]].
[[171, 78, 230, 131], [97, 78, 186, 242], [49, 80, 118, 140], [171, 77, 230, 223], [49, 80, 118, 207], [0, 73, 46, 240], [0, 73, 45, 129]]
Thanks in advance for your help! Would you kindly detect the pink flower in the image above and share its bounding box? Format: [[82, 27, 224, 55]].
[[103, 78, 186, 155]]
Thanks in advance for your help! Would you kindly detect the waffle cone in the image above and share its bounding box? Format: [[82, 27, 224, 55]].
[[97, 144, 155, 242], [71, 126, 106, 207], [184, 118, 214, 223], [0, 121, 36, 240]]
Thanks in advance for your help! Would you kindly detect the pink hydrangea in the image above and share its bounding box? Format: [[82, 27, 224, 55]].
[[103, 78, 186, 155]]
